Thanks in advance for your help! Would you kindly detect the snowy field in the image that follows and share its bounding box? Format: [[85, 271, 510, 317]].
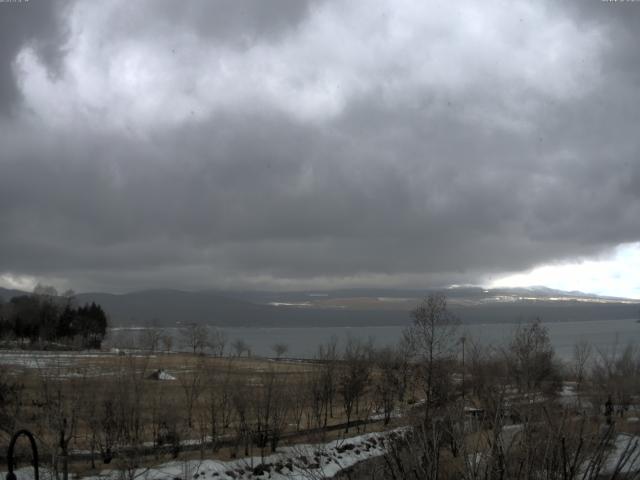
[[0, 351, 113, 368]]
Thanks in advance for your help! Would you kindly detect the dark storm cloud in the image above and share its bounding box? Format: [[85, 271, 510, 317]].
[[1, 0, 640, 292]]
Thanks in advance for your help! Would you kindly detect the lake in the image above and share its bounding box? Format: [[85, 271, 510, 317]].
[[111, 318, 640, 360]]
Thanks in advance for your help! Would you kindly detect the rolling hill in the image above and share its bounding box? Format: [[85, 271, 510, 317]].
[[2, 286, 639, 327]]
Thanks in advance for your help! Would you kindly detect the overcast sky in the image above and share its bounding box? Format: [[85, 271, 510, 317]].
[[1, 0, 640, 296]]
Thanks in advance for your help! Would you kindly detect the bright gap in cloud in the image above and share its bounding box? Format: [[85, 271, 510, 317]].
[[489, 242, 640, 299]]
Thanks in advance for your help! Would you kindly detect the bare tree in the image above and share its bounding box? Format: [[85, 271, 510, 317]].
[[37, 359, 86, 480], [0, 365, 23, 437], [106, 354, 150, 479], [465, 339, 509, 420], [181, 323, 210, 354], [230, 377, 251, 457], [250, 369, 289, 458], [271, 342, 289, 359], [592, 342, 640, 419], [307, 368, 326, 430], [204, 360, 234, 452], [506, 319, 559, 397], [81, 380, 101, 469], [339, 337, 372, 432], [161, 333, 174, 353], [179, 357, 206, 429], [232, 338, 250, 357], [395, 335, 415, 403], [139, 326, 164, 352], [374, 346, 403, 425], [210, 328, 227, 357], [289, 377, 308, 432], [406, 293, 459, 420], [149, 380, 181, 457], [316, 336, 339, 428], [573, 339, 593, 393]]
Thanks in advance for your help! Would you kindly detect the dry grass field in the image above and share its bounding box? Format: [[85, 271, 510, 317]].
[[0, 348, 412, 479]]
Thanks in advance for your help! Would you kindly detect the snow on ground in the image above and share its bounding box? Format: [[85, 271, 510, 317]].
[[0, 351, 109, 374], [0, 350, 151, 368], [0, 350, 156, 378], [3, 429, 406, 480], [600, 433, 640, 475]]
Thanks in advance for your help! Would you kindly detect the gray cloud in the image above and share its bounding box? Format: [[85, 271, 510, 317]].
[[116, 0, 320, 47], [1, 0, 639, 293], [0, 0, 68, 113]]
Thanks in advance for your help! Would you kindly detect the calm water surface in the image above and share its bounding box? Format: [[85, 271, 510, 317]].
[[113, 318, 640, 360]]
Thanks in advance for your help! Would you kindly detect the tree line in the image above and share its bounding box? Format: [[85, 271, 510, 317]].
[[0, 284, 108, 349]]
